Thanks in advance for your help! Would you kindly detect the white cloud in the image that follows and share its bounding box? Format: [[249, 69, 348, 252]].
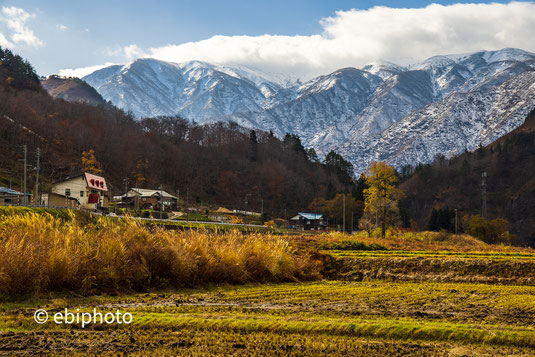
[[64, 1, 535, 79], [0, 6, 43, 48], [58, 62, 119, 78], [0, 31, 13, 47], [57, 24, 67, 31], [123, 44, 145, 61]]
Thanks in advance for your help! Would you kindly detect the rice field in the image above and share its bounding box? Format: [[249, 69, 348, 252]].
[[2, 208, 535, 355], [2, 280, 535, 355]]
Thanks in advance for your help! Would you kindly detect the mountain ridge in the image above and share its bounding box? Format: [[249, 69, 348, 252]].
[[79, 48, 535, 173]]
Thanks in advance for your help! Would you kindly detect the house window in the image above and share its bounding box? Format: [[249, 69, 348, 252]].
[[80, 191, 84, 197], [65, 188, 71, 196]]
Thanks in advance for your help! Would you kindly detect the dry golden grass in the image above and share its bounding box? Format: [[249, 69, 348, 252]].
[[0, 212, 321, 297], [293, 230, 535, 253]]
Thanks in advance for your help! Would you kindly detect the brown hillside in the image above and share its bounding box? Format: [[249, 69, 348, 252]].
[[41, 76, 107, 106]]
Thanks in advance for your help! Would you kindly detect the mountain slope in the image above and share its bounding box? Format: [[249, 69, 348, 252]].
[[401, 108, 535, 246], [82, 48, 535, 173], [83, 59, 294, 120], [42, 76, 107, 105], [342, 70, 535, 172]]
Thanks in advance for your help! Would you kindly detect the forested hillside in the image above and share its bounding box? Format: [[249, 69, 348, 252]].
[[401, 108, 535, 246], [0, 47, 351, 216]]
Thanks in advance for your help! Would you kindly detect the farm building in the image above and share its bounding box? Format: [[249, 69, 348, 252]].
[[290, 212, 325, 231], [0, 186, 25, 205], [51, 172, 109, 210], [42, 192, 80, 208]]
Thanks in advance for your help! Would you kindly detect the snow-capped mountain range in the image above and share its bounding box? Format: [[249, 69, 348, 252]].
[[82, 48, 535, 173]]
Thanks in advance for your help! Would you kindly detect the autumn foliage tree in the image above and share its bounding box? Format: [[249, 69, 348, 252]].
[[362, 162, 403, 238], [81, 149, 102, 174]]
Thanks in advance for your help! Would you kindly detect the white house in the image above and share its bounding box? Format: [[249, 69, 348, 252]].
[[51, 172, 109, 209]]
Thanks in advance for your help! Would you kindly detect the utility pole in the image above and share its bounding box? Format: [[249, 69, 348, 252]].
[[135, 180, 139, 211], [454, 208, 458, 235], [23, 145, 27, 205], [35, 148, 40, 205], [261, 199, 264, 216], [159, 185, 163, 220], [123, 177, 129, 195], [244, 194, 251, 213], [342, 193, 346, 233], [351, 211, 354, 234], [123, 177, 129, 209], [186, 188, 190, 206], [482, 172, 487, 219]]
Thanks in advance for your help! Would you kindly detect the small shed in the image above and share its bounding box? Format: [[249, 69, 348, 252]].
[[0, 186, 24, 205], [290, 212, 325, 231]]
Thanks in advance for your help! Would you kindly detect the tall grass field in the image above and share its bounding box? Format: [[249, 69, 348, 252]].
[[0, 209, 319, 297]]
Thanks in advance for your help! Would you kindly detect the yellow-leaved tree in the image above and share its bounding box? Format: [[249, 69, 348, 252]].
[[134, 159, 148, 187], [361, 162, 403, 238], [81, 149, 103, 174]]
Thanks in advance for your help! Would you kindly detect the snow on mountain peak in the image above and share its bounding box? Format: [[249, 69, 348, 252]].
[[410, 55, 456, 70], [82, 48, 535, 173]]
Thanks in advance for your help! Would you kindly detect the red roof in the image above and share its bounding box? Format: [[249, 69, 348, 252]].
[[84, 173, 108, 192]]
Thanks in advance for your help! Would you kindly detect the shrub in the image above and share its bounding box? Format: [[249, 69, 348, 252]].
[[462, 214, 513, 244]]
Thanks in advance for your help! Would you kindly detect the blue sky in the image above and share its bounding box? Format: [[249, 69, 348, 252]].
[[0, 1, 533, 78]]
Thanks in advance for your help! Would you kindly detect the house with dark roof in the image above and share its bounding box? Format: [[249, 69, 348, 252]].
[[290, 212, 325, 231]]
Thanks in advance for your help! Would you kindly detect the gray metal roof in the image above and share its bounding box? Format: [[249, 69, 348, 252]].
[[121, 188, 178, 199], [291, 212, 323, 220], [0, 186, 22, 195]]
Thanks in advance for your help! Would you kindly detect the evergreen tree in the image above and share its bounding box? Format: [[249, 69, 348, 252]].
[[283, 133, 307, 158], [352, 174, 368, 201], [306, 148, 319, 163], [249, 130, 258, 161], [428, 208, 438, 231], [0, 46, 41, 90], [325, 150, 354, 185]]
